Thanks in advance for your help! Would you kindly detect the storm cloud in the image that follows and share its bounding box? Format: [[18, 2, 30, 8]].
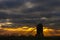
[[0, 0, 60, 29]]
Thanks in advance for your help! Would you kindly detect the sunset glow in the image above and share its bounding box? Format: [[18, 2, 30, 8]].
[[0, 26, 60, 37], [43, 27, 60, 36]]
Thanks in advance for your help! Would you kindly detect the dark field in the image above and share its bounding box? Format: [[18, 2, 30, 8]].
[[0, 36, 60, 40]]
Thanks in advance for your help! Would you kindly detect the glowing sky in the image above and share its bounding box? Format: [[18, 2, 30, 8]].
[[0, 0, 60, 36], [0, 26, 60, 37]]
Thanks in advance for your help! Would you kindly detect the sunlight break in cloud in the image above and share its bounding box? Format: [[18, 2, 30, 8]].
[[43, 27, 60, 36], [24, 2, 36, 8], [0, 26, 60, 37]]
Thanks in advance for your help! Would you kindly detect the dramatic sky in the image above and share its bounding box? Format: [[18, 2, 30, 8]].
[[0, 0, 60, 29]]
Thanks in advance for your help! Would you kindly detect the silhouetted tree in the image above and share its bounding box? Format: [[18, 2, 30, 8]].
[[36, 23, 43, 40]]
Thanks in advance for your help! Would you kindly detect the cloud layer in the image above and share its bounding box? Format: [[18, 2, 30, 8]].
[[0, 0, 60, 29]]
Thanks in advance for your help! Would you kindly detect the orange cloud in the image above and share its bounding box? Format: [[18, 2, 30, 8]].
[[0, 26, 36, 36], [0, 26, 60, 37], [43, 27, 60, 37]]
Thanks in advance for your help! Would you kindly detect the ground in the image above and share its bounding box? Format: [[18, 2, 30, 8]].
[[0, 36, 60, 40]]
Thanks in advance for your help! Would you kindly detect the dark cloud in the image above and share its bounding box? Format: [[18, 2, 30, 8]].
[[0, 0, 60, 29], [0, 12, 8, 19], [0, 0, 24, 9]]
